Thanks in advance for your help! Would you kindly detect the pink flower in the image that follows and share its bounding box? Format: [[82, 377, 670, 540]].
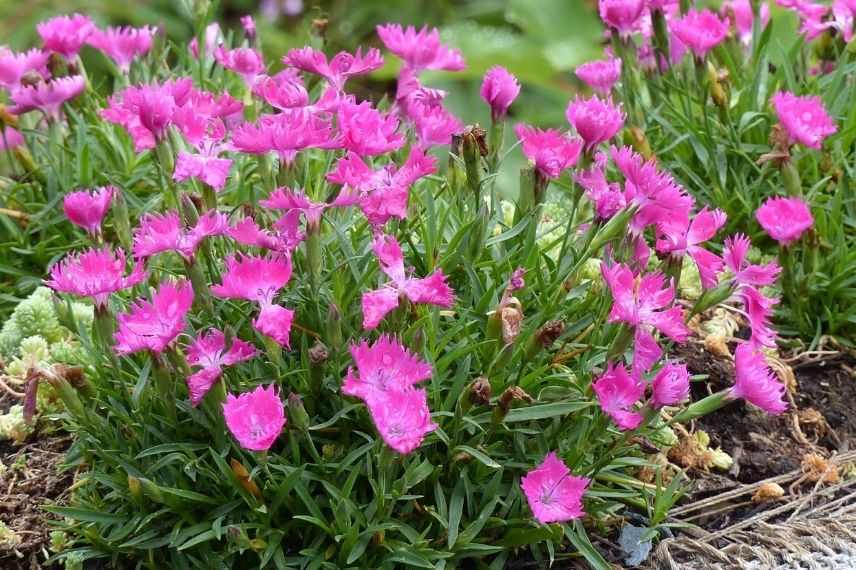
[[87, 26, 155, 72], [231, 110, 337, 161], [102, 79, 194, 151], [575, 57, 622, 95], [174, 151, 232, 190], [651, 362, 690, 408], [337, 100, 404, 157], [171, 116, 233, 190], [771, 91, 837, 150], [253, 303, 295, 348], [223, 385, 286, 451], [253, 70, 309, 110], [598, 0, 646, 37], [406, 96, 463, 147], [610, 146, 693, 233], [480, 65, 520, 121], [37, 13, 95, 57], [45, 247, 145, 307], [10, 76, 86, 120], [656, 208, 727, 288], [521, 452, 589, 524], [113, 280, 193, 355], [189, 23, 223, 59], [360, 234, 454, 329], [342, 335, 432, 402], [0, 127, 24, 151], [755, 196, 813, 246], [211, 254, 295, 347], [260, 187, 327, 231], [566, 96, 624, 151], [671, 10, 729, 58], [741, 285, 779, 349], [214, 46, 265, 85], [327, 148, 437, 227], [833, 0, 856, 42], [133, 210, 228, 259], [730, 344, 787, 415], [63, 187, 114, 235], [376, 24, 465, 72], [515, 124, 583, 180], [509, 267, 526, 291], [0, 48, 50, 89], [367, 389, 437, 454], [575, 154, 627, 219], [285, 47, 383, 91], [186, 329, 257, 406], [602, 263, 690, 373], [592, 363, 645, 430], [722, 234, 781, 289], [211, 253, 292, 304], [722, 0, 770, 45], [228, 216, 302, 252], [722, 234, 781, 348], [241, 15, 257, 38]]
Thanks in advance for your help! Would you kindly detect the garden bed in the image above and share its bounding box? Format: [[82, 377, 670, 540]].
[[0, 394, 72, 569]]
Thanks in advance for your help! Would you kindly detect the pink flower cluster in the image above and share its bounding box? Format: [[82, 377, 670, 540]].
[[777, 0, 856, 43], [132, 210, 228, 260], [211, 254, 296, 348], [361, 234, 454, 329], [342, 336, 437, 454], [378, 24, 465, 146], [186, 329, 256, 406]]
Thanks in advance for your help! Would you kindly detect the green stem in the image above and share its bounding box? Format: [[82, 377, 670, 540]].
[[152, 353, 177, 425]]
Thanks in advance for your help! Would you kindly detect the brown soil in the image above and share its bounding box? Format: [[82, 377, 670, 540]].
[[0, 393, 72, 569], [677, 342, 856, 484], [664, 341, 856, 538]]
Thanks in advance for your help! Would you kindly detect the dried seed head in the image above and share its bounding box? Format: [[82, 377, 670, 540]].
[[536, 320, 565, 348], [499, 297, 523, 345], [497, 386, 534, 413], [308, 340, 329, 365], [801, 453, 839, 484], [468, 376, 492, 407]]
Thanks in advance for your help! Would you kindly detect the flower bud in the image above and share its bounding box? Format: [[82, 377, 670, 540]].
[[467, 376, 492, 408], [287, 392, 310, 432], [588, 205, 636, 253], [326, 304, 342, 350], [229, 458, 262, 499], [688, 280, 734, 317], [628, 126, 653, 161], [128, 475, 143, 503], [111, 189, 133, 251], [525, 320, 565, 360], [462, 125, 487, 196], [480, 66, 520, 122], [670, 389, 730, 424]]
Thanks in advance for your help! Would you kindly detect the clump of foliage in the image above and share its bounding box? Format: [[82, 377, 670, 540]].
[[3, 1, 840, 568]]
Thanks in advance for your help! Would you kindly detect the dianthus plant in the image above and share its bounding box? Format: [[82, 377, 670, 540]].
[[6, 6, 795, 569]]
